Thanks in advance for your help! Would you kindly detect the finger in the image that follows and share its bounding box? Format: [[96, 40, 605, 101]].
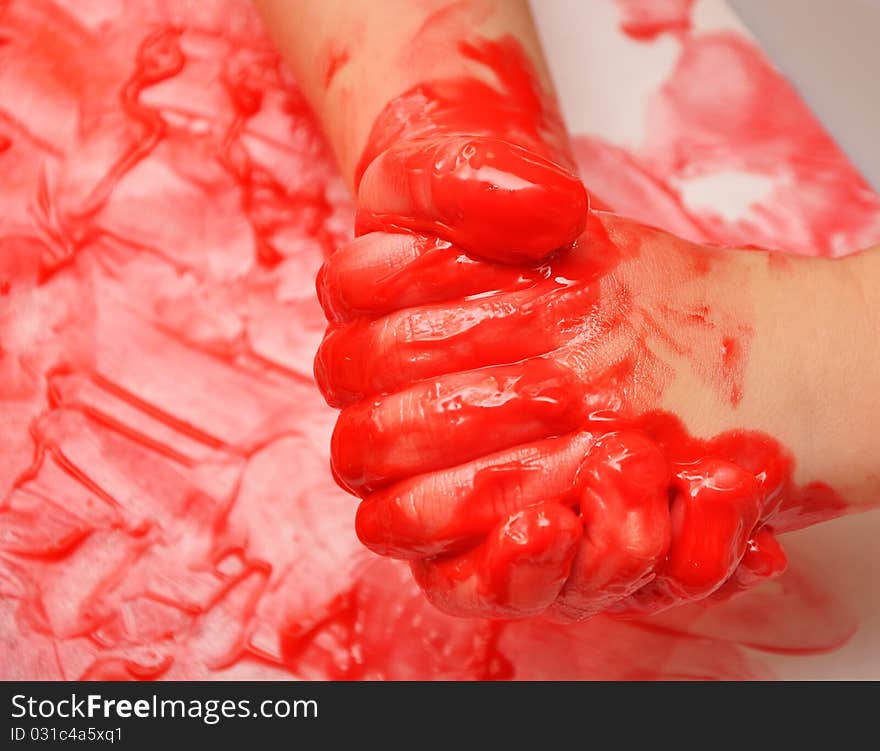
[[549, 431, 672, 622], [356, 431, 598, 558], [705, 432, 794, 520], [317, 232, 544, 325], [665, 458, 764, 598], [411, 502, 581, 619], [356, 135, 588, 264], [331, 358, 587, 493], [615, 458, 763, 615], [314, 277, 595, 407]]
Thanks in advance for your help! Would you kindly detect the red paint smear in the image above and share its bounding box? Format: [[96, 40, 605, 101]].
[[0, 0, 872, 680], [615, 0, 695, 41], [322, 46, 350, 90]]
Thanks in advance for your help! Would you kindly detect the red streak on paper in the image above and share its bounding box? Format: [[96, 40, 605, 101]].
[[0, 0, 875, 680], [573, 31, 880, 256]]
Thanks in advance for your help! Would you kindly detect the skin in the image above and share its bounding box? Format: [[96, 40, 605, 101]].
[[686, 241, 880, 505], [255, 0, 880, 618]]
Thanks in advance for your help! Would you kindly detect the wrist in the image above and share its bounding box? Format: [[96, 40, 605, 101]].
[[652, 240, 878, 508], [747, 250, 880, 505]]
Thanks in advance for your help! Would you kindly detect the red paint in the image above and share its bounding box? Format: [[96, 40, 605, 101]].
[[0, 0, 873, 681], [615, 0, 695, 41], [354, 37, 590, 263], [322, 46, 350, 89]]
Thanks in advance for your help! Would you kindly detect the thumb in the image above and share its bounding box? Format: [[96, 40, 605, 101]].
[[355, 135, 589, 264]]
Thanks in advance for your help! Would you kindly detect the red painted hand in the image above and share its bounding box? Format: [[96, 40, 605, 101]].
[[314, 213, 813, 620]]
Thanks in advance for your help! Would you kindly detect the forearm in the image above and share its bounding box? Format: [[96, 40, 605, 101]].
[[253, 0, 555, 188], [661, 244, 880, 512]]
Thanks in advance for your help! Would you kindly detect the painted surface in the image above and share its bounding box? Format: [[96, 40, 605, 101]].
[[0, 0, 877, 679]]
